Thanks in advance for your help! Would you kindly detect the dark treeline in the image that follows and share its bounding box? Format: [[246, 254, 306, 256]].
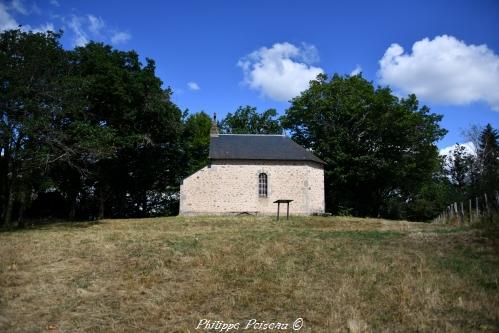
[[1, 30, 498, 227], [443, 125, 499, 205], [1, 29, 189, 226]]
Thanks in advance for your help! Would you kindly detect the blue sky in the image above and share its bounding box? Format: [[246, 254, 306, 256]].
[[1, 0, 499, 150]]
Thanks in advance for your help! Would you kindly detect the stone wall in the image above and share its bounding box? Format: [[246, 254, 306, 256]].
[[179, 160, 325, 215]]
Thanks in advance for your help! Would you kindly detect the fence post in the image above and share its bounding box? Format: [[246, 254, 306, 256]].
[[459, 202, 464, 224], [476, 197, 480, 218], [484, 193, 490, 214], [469, 199, 472, 224]]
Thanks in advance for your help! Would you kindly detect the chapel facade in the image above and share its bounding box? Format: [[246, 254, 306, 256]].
[[179, 122, 325, 215]]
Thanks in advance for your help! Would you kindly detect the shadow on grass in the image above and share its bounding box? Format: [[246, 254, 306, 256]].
[[432, 226, 471, 234], [0, 219, 101, 233], [434, 252, 499, 291], [291, 229, 405, 240]]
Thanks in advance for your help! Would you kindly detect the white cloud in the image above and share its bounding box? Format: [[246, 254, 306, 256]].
[[49, 0, 60, 7], [66, 15, 130, 47], [0, 2, 19, 31], [31, 22, 55, 33], [110, 31, 131, 45], [68, 15, 88, 46], [0, 4, 130, 47], [297, 43, 320, 63], [379, 35, 499, 111], [238, 42, 324, 102], [350, 65, 362, 76], [439, 142, 476, 158], [187, 82, 200, 91], [0, 2, 52, 33], [11, 0, 28, 15], [87, 15, 104, 35]]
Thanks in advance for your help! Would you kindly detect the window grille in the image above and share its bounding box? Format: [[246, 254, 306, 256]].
[[259, 173, 268, 197]]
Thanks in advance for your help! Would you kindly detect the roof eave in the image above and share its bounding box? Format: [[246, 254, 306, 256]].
[[209, 157, 325, 165]]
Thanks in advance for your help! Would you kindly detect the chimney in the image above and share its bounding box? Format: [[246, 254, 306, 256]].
[[210, 112, 219, 137]]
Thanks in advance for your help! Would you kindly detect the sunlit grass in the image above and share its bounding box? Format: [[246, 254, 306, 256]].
[[0, 216, 498, 332]]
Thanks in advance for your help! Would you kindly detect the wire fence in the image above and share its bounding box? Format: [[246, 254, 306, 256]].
[[433, 190, 499, 225]]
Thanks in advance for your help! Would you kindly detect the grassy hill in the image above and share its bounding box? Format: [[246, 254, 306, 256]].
[[0, 216, 498, 332]]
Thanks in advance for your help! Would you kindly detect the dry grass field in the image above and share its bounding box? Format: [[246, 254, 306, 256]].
[[0, 216, 498, 332]]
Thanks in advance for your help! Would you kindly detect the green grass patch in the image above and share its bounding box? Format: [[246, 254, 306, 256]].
[[432, 226, 471, 234], [164, 237, 201, 255], [316, 230, 405, 240], [433, 244, 499, 291]]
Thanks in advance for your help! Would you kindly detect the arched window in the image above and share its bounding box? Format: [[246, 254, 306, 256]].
[[258, 173, 268, 197]]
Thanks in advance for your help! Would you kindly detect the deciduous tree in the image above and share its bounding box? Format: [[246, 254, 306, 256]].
[[220, 106, 282, 134], [281, 73, 447, 219]]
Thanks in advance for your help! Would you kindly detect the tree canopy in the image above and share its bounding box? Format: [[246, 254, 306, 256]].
[[1, 29, 495, 227], [281, 73, 448, 219], [219, 106, 282, 134], [1, 29, 183, 225], [181, 111, 212, 175], [477, 124, 499, 195]]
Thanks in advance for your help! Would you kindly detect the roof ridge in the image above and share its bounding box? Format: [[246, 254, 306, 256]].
[[218, 134, 285, 136], [209, 134, 325, 165]]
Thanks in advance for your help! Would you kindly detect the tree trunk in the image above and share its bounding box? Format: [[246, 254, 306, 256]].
[[3, 171, 17, 227], [4, 134, 23, 226], [98, 190, 105, 220], [3, 187, 14, 226], [69, 202, 76, 221], [17, 190, 26, 228], [0, 145, 11, 225], [68, 194, 77, 221]]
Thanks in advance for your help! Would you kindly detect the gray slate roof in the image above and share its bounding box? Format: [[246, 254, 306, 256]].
[[209, 134, 325, 165]]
